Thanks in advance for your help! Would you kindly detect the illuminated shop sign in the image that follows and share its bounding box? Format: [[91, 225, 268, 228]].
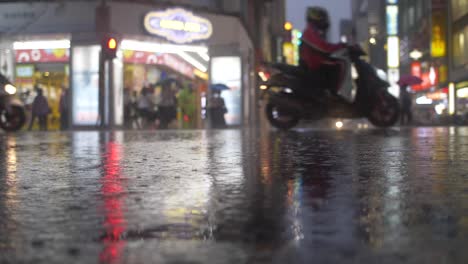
[[431, 12, 447, 58], [410, 63, 439, 92], [15, 49, 69, 63], [15, 65, 34, 78], [387, 36, 400, 68], [282, 42, 295, 65], [144, 8, 213, 44], [386, 5, 398, 35]]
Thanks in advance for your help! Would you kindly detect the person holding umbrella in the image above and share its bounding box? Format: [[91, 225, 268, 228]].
[[397, 75, 422, 126], [207, 84, 229, 128]]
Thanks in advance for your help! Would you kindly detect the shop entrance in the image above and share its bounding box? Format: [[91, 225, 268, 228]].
[[15, 63, 69, 131], [13, 39, 71, 131], [122, 47, 208, 129]]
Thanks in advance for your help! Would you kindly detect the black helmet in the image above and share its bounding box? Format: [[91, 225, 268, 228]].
[[306, 6, 330, 31]]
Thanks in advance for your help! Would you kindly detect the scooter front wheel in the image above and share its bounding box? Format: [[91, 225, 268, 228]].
[[367, 90, 400, 127], [0, 105, 26, 132], [266, 103, 300, 130]]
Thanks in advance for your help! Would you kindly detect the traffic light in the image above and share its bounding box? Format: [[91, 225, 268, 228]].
[[284, 22, 293, 43], [102, 36, 118, 60]]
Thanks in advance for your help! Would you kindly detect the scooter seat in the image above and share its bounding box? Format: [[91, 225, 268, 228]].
[[271, 63, 307, 78]]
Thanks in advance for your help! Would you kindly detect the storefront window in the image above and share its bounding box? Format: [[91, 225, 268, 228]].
[[72, 45, 100, 126], [453, 30, 466, 67], [13, 40, 70, 130], [211, 56, 242, 126], [416, 0, 422, 20], [456, 87, 468, 117], [408, 6, 415, 27]]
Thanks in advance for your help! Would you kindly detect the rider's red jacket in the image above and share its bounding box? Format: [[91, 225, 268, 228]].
[[300, 24, 347, 70]]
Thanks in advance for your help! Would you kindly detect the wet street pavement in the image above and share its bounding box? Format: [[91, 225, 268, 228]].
[[1, 127, 468, 263]]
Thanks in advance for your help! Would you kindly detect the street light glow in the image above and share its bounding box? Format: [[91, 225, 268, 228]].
[[336, 121, 344, 129]]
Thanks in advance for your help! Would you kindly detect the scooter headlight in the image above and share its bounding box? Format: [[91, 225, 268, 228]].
[[4, 84, 17, 95]]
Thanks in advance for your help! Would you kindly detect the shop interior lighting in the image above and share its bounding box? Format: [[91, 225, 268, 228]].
[[416, 96, 433, 105], [435, 103, 446, 115], [194, 69, 209, 80], [176, 51, 207, 72], [120, 39, 208, 54], [198, 52, 210, 62], [121, 39, 209, 71], [457, 87, 468, 98], [13, 39, 70, 50]]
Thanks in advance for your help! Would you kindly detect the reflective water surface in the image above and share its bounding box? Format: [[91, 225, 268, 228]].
[[1, 128, 468, 263]]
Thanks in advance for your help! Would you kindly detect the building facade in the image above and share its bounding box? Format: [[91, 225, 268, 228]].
[[0, 0, 285, 130], [351, 0, 462, 124], [351, 0, 387, 70], [449, 0, 468, 120]]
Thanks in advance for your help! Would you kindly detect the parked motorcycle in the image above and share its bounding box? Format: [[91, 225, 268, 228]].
[[0, 73, 26, 132], [260, 45, 400, 130]]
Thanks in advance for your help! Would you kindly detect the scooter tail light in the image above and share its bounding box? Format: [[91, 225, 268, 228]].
[[258, 70, 271, 82]]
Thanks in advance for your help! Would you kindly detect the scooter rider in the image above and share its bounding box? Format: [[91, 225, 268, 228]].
[[300, 6, 347, 94]]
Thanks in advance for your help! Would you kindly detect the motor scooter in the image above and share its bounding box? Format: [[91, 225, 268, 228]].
[[0, 73, 26, 132], [260, 45, 400, 130]]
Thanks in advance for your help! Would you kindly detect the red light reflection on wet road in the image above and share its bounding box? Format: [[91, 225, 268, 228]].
[[99, 141, 126, 264]]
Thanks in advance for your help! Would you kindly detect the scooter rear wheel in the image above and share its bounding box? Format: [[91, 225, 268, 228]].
[[266, 103, 300, 130], [367, 90, 400, 127], [0, 105, 26, 132]]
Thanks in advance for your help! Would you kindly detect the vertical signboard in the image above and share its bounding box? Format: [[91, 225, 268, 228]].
[[431, 11, 447, 58], [386, 5, 399, 35], [210, 56, 242, 126], [387, 36, 400, 68], [72, 45, 100, 126], [386, 2, 399, 94]]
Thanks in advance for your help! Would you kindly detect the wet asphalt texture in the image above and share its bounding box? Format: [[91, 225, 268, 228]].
[[0, 127, 468, 264]]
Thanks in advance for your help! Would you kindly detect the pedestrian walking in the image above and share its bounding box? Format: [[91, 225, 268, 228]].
[[123, 87, 133, 129], [137, 87, 156, 129], [28, 87, 50, 131], [400, 85, 413, 125], [59, 86, 69, 130], [207, 90, 227, 128], [158, 81, 178, 129]]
